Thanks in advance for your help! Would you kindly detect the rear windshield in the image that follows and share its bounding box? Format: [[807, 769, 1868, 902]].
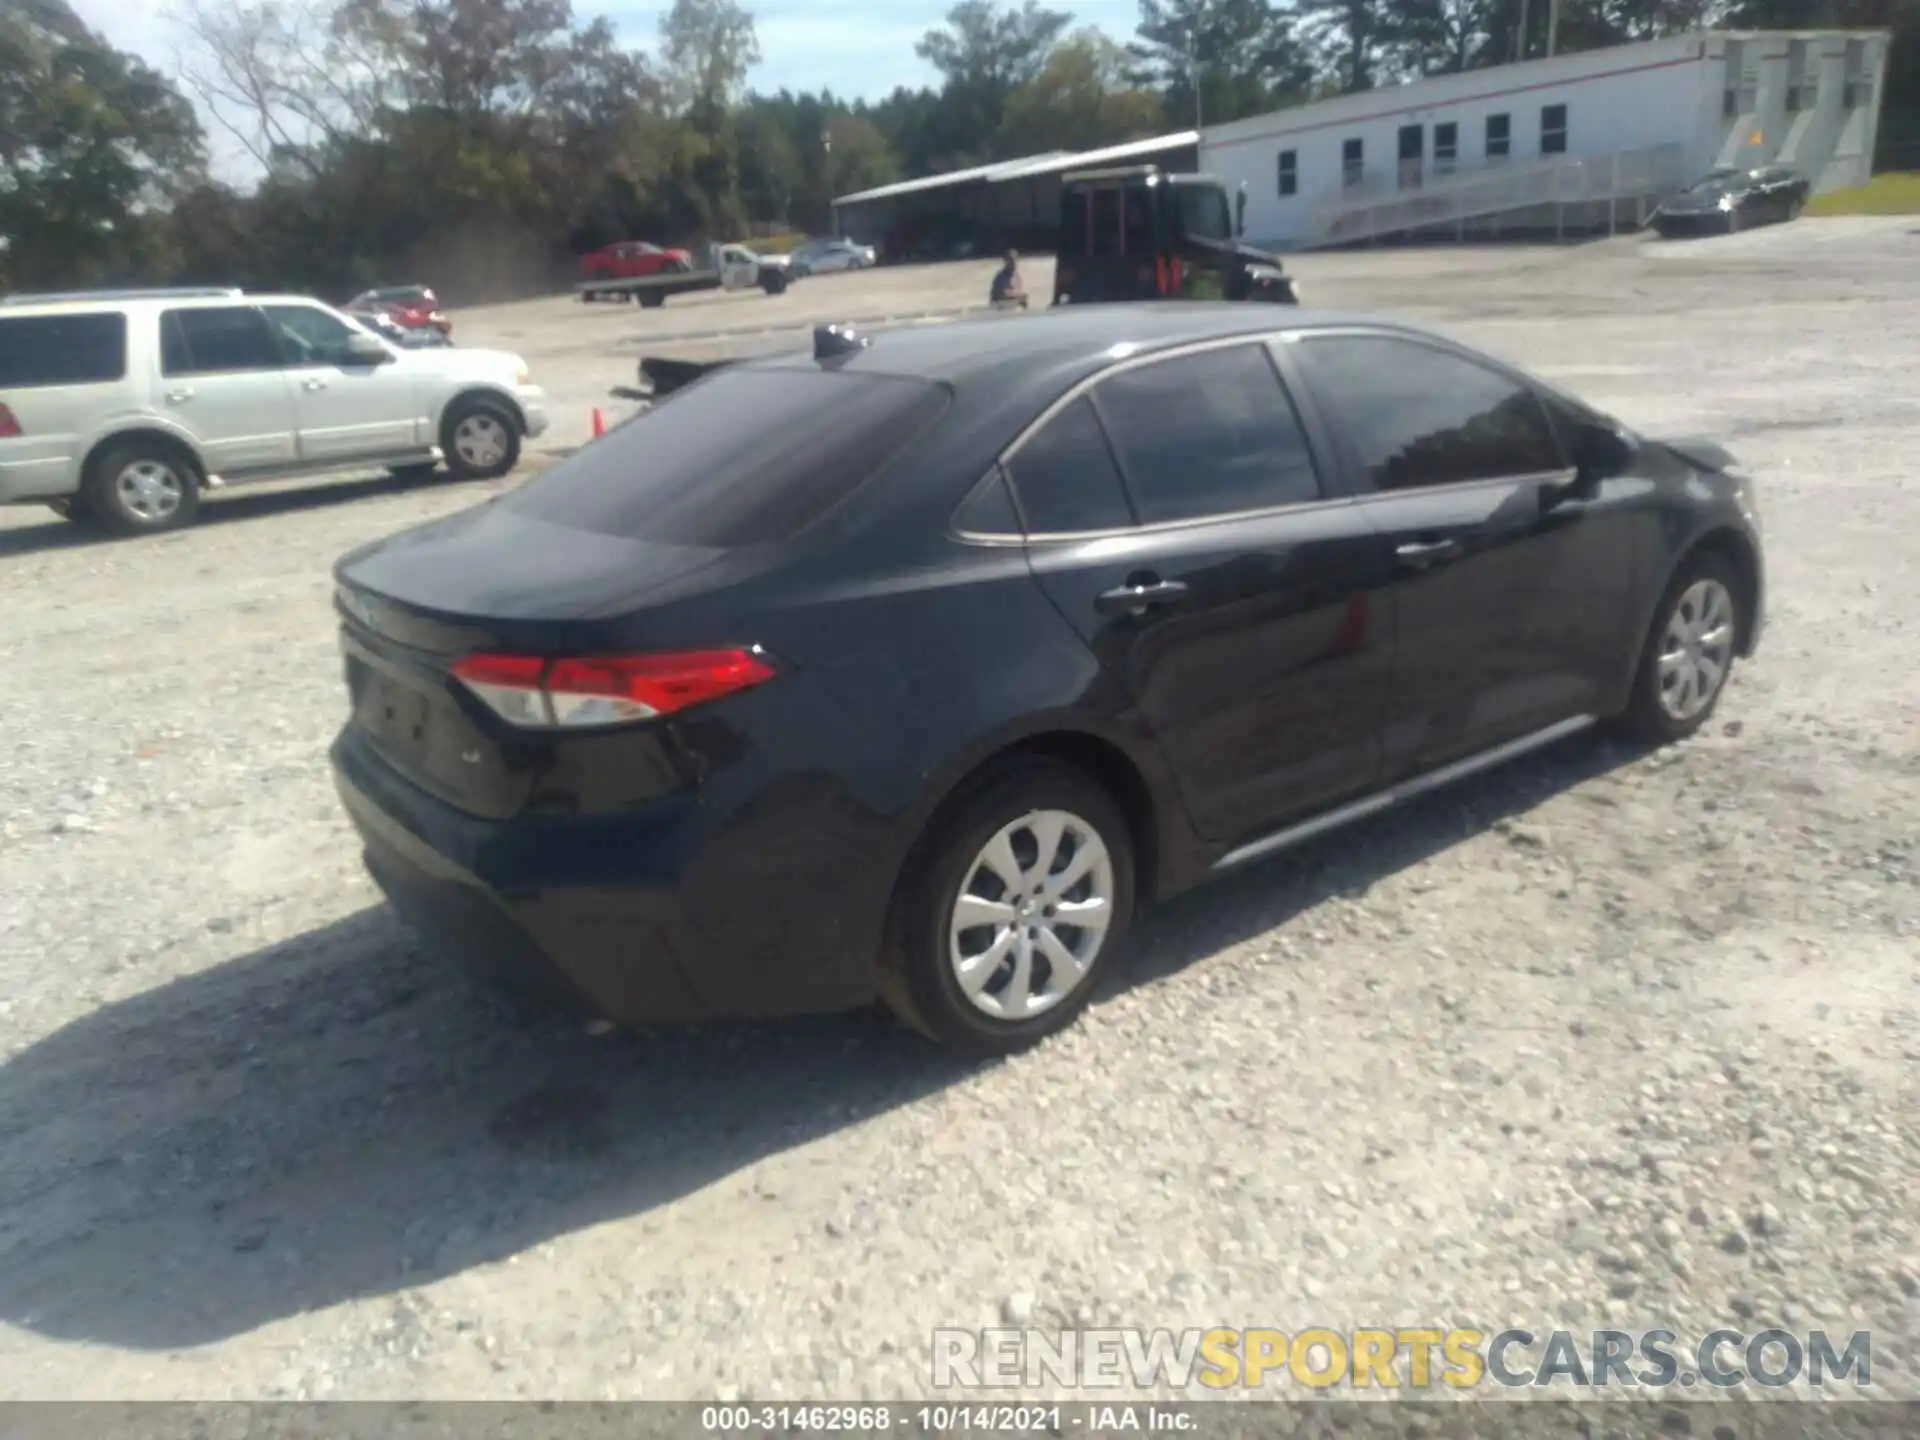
[[0, 313, 128, 388], [505, 366, 951, 547], [1061, 183, 1155, 259]]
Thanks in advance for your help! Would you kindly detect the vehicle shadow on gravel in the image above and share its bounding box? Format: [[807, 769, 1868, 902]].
[[0, 472, 481, 559], [0, 730, 1640, 1354]]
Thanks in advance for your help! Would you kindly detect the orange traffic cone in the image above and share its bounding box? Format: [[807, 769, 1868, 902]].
[[591, 407, 606, 438]]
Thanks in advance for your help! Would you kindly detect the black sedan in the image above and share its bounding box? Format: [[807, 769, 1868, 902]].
[[329, 306, 1765, 1054], [1650, 165, 1811, 238]]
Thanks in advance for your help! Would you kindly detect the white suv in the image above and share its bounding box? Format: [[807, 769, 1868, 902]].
[[0, 287, 549, 534]]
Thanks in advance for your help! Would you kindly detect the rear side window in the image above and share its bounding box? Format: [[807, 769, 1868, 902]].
[[162, 307, 282, 375], [1064, 186, 1154, 259], [0, 313, 127, 388], [505, 367, 950, 548], [1094, 345, 1322, 523], [1004, 396, 1134, 534], [1296, 334, 1565, 490]]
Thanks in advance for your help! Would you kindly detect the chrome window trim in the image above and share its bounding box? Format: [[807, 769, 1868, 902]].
[[954, 322, 1583, 546]]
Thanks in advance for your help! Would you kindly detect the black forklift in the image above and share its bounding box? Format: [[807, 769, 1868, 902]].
[[1050, 164, 1300, 307]]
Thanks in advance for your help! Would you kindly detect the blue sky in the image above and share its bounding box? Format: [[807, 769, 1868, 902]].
[[72, 0, 1146, 180], [76, 0, 1148, 114]]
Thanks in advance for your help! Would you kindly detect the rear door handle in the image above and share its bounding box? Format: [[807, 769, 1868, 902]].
[[164, 387, 194, 404], [302, 378, 329, 392], [1395, 538, 1464, 571], [1096, 578, 1189, 616]]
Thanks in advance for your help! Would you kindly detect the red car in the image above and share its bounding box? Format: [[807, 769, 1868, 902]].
[[580, 241, 695, 283], [348, 285, 452, 336]]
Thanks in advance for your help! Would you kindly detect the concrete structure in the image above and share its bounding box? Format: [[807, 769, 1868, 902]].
[[832, 132, 1200, 260], [1203, 30, 1890, 249]]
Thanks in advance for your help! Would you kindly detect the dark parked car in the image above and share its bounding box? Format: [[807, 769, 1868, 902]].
[[329, 306, 1765, 1054], [1651, 166, 1811, 237]]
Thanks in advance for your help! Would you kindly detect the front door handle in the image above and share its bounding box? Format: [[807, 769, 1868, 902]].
[[1395, 537, 1464, 571], [302, 378, 329, 392], [164, 387, 194, 404], [1096, 577, 1189, 616]]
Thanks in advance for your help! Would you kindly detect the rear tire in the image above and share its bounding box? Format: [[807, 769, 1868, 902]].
[[878, 758, 1135, 1056], [440, 396, 521, 481], [1618, 551, 1743, 745], [81, 438, 202, 536]]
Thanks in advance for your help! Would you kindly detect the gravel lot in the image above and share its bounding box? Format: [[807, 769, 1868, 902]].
[[1, 219, 1916, 1404]]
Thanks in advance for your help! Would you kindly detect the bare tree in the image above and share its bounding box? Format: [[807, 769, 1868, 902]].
[[168, 0, 398, 172]]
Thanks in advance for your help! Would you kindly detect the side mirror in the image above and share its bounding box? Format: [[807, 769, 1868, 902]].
[[344, 332, 391, 365], [1235, 185, 1248, 238], [1557, 421, 1634, 503]]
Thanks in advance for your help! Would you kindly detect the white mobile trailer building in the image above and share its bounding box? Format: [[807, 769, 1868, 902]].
[[1201, 30, 1891, 249]]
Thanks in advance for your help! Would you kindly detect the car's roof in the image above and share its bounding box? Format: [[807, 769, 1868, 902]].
[[0, 291, 337, 318], [748, 303, 1426, 392]]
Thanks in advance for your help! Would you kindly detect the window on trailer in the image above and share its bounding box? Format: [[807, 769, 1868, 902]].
[[1342, 138, 1364, 188], [1486, 113, 1511, 160], [1434, 122, 1458, 175], [1540, 103, 1568, 155], [1278, 149, 1297, 197]]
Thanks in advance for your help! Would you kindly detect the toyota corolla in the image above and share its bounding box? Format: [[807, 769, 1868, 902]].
[[329, 306, 1764, 1054]]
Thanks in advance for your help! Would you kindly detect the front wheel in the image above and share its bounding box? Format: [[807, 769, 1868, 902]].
[[1619, 552, 1743, 744], [82, 439, 202, 536], [440, 397, 521, 481], [879, 759, 1135, 1055]]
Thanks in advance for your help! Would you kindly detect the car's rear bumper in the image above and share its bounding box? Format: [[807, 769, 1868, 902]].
[[0, 454, 79, 502], [333, 731, 714, 1020], [329, 728, 884, 1023]]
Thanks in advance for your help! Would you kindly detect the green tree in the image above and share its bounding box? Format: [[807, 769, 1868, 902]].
[[1130, 0, 1312, 125], [1001, 29, 1166, 153], [1294, 0, 1389, 92], [0, 0, 206, 287], [916, 0, 1074, 159]]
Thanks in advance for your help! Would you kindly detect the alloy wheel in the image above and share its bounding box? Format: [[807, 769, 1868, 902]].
[[1656, 578, 1736, 722], [948, 809, 1114, 1021], [115, 460, 185, 523]]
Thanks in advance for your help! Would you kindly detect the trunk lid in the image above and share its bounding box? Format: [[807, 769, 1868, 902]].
[[333, 500, 732, 818]]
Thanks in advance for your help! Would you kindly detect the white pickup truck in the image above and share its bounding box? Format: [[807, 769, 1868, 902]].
[[576, 243, 793, 308]]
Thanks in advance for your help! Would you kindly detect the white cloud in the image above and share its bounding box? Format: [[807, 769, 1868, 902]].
[[72, 0, 1151, 186]]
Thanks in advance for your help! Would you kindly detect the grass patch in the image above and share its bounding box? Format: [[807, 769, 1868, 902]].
[[1804, 172, 1920, 216]]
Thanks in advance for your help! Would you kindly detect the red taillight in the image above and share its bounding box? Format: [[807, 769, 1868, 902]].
[[451, 648, 778, 729], [0, 404, 20, 439]]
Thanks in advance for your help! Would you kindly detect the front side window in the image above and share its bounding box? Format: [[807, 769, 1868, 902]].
[[1004, 395, 1134, 534], [0, 313, 127, 388], [505, 367, 949, 547], [1297, 334, 1565, 491], [1094, 345, 1322, 524], [262, 304, 360, 365], [161, 306, 281, 375]]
